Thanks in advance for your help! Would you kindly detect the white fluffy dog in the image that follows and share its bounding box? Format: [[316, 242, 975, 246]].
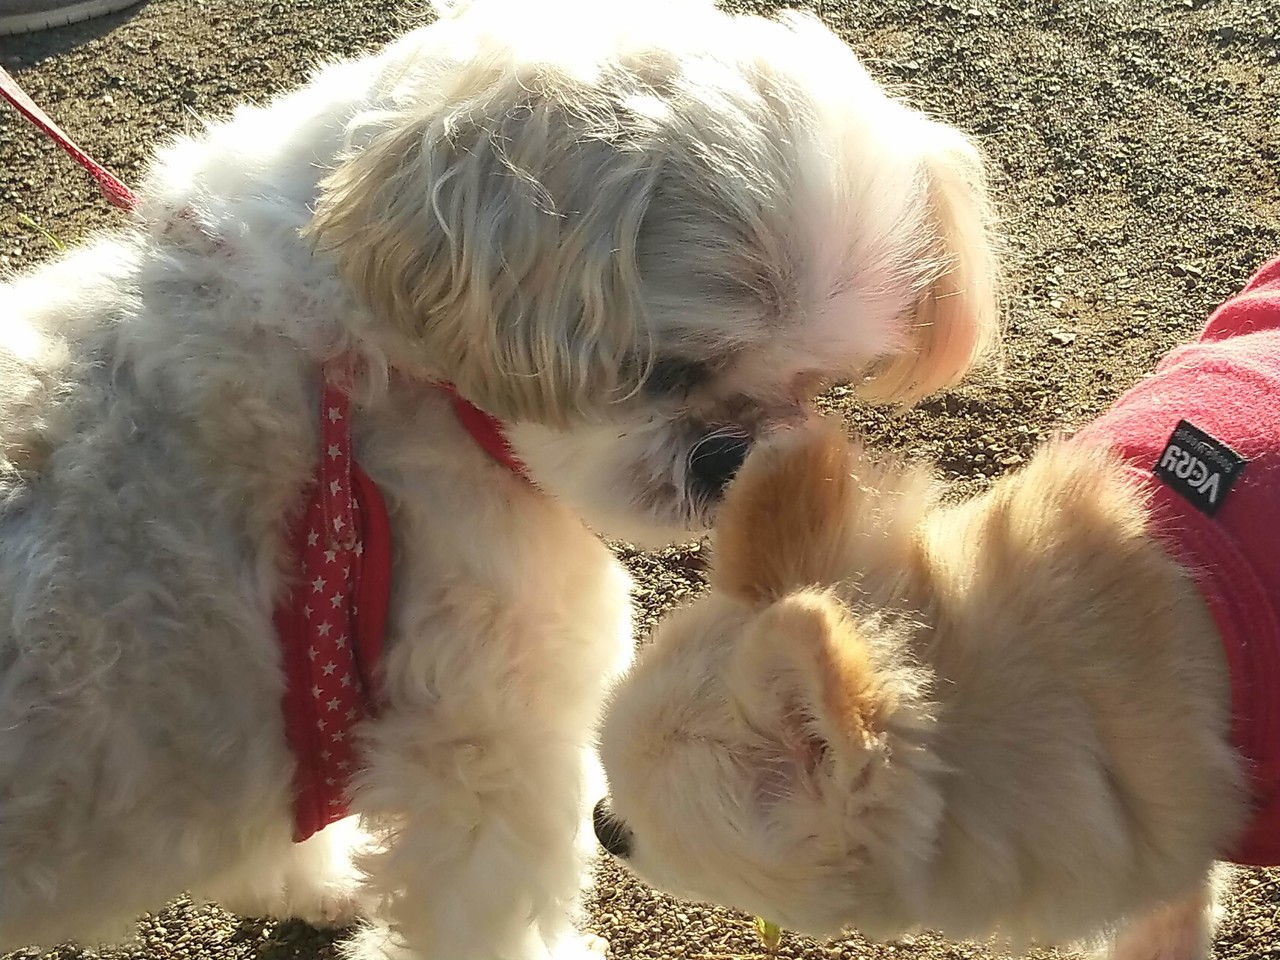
[[0, 0, 998, 957]]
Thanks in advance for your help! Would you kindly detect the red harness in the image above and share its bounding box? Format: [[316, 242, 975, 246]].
[[276, 363, 524, 840], [1, 67, 527, 842]]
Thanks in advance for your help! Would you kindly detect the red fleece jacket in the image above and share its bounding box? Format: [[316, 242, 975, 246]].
[[1074, 256, 1280, 866]]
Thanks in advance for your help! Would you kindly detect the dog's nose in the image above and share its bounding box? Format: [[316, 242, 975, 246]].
[[593, 798, 634, 859], [689, 431, 752, 499]]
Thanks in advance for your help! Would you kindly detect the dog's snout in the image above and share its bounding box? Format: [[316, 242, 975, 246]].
[[593, 798, 634, 859], [689, 432, 752, 498]]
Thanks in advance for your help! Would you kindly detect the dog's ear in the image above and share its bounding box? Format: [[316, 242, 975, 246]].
[[305, 74, 662, 426], [730, 590, 896, 790], [858, 123, 1002, 406], [712, 420, 864, 604], [712, 419, 935, 604]]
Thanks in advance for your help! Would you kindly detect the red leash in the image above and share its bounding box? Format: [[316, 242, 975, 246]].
[[0, 64, 137, 210]]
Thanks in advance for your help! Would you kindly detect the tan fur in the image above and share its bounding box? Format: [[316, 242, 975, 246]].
[[1107, 882, 1216, 960], [737, 592, 896, 751], [712, 421, 935, 606], [305, 59, 661, 426], [713, 422, 863, 604], [857, 125, 1002, 405], [598, 421, 1248, 958]]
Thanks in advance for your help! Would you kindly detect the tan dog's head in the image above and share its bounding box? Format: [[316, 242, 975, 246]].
[[306, 0, 1000, 543], [596, 422, 944, 937]]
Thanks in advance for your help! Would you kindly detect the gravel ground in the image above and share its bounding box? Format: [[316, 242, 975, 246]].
[[2, 0, 1279, 957]]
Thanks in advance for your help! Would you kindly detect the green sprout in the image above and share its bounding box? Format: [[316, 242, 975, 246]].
[[17, 213, 66, 252], [753, 917, 783, 954]]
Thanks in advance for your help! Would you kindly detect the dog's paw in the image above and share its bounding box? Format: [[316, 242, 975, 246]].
[[214, 882, 365, 929], [1106, 891, 1213, 960], [340, 921, 407, 960], [550, 932, 610, 960], [288, 884, 365, 929]]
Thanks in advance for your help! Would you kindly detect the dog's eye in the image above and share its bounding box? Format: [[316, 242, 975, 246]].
[[644, 357, 710, 399]]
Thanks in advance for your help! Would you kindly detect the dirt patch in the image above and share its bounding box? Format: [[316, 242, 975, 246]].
[[2, 0, 1279, 958]]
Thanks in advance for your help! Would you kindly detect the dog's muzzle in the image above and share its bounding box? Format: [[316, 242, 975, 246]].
[[688, 431, 752, 501], [593, 798, 634, 859]]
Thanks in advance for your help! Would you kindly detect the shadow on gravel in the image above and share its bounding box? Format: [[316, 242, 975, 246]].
[[0, 1, 152, 68]]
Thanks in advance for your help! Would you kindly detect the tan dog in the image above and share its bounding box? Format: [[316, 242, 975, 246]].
[[597, 258, 1280, 958], [595, 418, 1249, 958]]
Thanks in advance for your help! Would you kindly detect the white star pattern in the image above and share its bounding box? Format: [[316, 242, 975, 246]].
[[280, 364, 380, 842]]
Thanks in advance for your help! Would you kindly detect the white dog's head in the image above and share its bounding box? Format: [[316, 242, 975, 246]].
[[309, 0, 999, 543], [594, 422, 944, 938]]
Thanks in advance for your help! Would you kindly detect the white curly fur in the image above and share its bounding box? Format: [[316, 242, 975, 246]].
[[0, 0, 999, 956]]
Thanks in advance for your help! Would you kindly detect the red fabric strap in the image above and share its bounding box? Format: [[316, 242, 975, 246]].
[[278, 375, 521, 841], [0, 64, 138, 210], [438, 383, 527, 475], [276, 361, 394, 841]]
